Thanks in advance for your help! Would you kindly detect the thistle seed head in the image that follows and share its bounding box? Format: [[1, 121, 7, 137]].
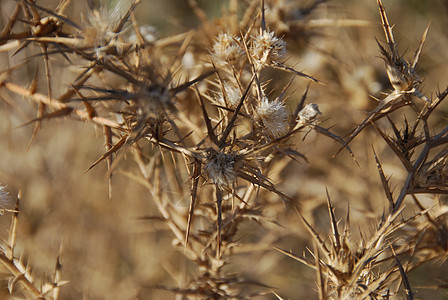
[[138, 87, 175, 117], [211, 33, 244, 64], [255, 96, 290, 138], [216, 82, 241, 108], [251, 30, 286, 67], [81, 4, 123, 58], [298, 103, 321, 125], [205, 150, 236, 187]]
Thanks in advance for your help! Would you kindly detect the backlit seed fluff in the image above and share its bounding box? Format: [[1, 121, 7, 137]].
[[81, 5, 122, 57], [298, 103, 321, 124], [211, 33, 244, 64], [251, 30, 286, 67], [0, 185, 10, 208], [256, 97, 290, 138], [129, 25, 158, 43], [217, 82, 241, 108], [205, 150, 236, 187]]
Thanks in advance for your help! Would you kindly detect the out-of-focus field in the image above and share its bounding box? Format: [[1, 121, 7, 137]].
[[0, 0, 447, 299]]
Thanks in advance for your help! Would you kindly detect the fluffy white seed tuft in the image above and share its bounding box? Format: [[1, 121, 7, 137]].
[[216, 82, 241, 108], [81, 4, 123, 58], [211, 33, 244, 64], [295, 103, 321, 129], [0, 185, 11, 209], [251, 30, 286, 67], [299, 103, 321, 123], [256, 97, 290, 138]]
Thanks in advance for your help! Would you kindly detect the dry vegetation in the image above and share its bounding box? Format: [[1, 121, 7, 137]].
[[0, 0, 447, 299]]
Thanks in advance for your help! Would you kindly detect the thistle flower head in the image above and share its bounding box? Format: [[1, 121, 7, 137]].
[[211, 33, 244, 64], [205, 149, 236, 187], [251, 29, 286, 67], [255, 96, 289, 138]]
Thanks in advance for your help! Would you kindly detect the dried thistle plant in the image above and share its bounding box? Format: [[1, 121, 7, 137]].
[[0, 189, 66, 299], [274, 0, 448, 298], [0, 0, 447, 299], [334, 0, 432, 157]]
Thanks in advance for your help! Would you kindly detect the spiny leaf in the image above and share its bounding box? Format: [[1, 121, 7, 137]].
[[377, 0, 398, 58], [326, 190, 341, 250], [71, 84, 97, 118], [315, 241, 326, 300], [27, 67, 45, 150], [293, 83, 311, 120], [59, 64, 97, 102], [219, 75, 255, 148], [185, 159, 201, 248], [196, 86, 218, 145], [333, 90, 405, 158], [86, 135, 128, 173], [52, 242, 64, 300], [113, 0, 141, 34], [372, 147, 395, 208], [342, 201, 350, 245], [372, 122, 413, 172], [0, 2, 21, 38], [273, 247, 315, 268], [170, 70, 216, 96], [411, 22, 430, 70], [296, 208, 331, 261], [391, 246, 414, 300], [17, 107, 73, 129], [236, 170, 296, 204], [272, 61, 320, 83]]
